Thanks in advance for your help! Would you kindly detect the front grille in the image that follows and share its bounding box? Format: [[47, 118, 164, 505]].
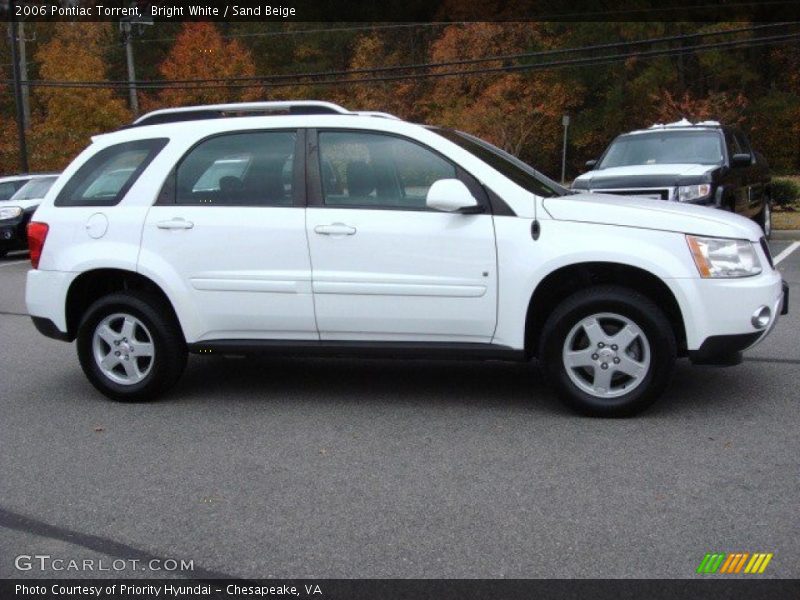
[[759, 237, 774, 269], [592, 188, 671, 200]]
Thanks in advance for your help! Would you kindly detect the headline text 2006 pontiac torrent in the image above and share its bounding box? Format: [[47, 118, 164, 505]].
[[24, 101, 788, 416]]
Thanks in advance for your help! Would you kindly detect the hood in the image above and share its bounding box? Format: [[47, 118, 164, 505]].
[[0, 198, 42, 212], [573, 164, 717, 188], [543, 193, 763, 241]]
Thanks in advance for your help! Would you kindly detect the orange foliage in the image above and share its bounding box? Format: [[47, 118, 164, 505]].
[[332, 33, 423, 120], [653, 90, 749, 126], [30, 23, 130, 171], [154, 23, 260, 109], [427, 23, 583, 166]]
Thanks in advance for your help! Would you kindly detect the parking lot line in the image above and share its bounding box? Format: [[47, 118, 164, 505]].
[[774, 241, 800, 265], [0, 260, 28, 268]]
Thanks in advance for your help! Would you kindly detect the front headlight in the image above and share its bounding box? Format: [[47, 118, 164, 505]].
[[686, 235, 762, 278], [677, 184, 711, 202], [0, 206, 23, 220]]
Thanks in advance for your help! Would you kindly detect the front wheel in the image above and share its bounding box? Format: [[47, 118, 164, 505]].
[[76, 291, 187, 402], [539, 285, 677, 417]]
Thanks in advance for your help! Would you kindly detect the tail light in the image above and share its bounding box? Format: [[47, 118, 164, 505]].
[[27, 222, 49, 269]]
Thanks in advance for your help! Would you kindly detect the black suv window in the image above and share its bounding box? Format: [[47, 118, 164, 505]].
[[56, 139, 167, 207], [733, 131, 752, 156], [599, 131, 724, 168], [174, 131, 297, 206], [318, 131, 457, 209]]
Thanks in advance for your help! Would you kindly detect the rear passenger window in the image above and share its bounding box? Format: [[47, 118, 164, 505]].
[[55, 139, 167, 207], [174, 131, 296, 206]]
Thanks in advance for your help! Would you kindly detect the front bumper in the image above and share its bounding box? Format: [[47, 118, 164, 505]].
[[0, 207, 35, 251], [689, 278, 788, 366]]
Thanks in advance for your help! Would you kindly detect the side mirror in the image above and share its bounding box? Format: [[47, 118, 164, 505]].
[[426, 179, 482, 213], [585, 159, 598, 170], [731, 153, 752, 168]]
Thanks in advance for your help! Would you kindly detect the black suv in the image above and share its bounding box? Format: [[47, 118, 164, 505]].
[[572, 121, 772, 237]]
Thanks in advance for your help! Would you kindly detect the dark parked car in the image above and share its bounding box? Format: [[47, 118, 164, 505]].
[[0, 174, 58, 257], [572, 120, 773, 237]]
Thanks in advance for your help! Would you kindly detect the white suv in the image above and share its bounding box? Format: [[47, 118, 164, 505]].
[[25, 101, 788, 416]]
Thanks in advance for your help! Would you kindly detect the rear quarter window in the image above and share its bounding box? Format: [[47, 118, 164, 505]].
[[55, 138, 168, 207]]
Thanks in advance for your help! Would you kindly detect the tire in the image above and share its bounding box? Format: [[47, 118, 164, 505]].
[[539, 285, 676, 417], [756, 200, 772, 239], [76, 291, 187, 402], [0, 249, 7, 259]]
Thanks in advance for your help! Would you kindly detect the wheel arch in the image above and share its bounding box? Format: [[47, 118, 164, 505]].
[[65, 268, 184, 342], [523, 262, 687, 358]]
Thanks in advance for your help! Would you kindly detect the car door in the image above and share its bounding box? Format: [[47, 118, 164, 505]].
[[140, 129, 318, 342], [723, 129, 749, 214], [305, 129, 498, 343], [734, 131, 764, 216]]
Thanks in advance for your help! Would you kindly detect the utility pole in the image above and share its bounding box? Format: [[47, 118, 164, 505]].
[[120, 20, 139, 117], [18, 19, 30, 129], [561, 114, 570, 184], [9, 2, 29, 173], [119, 13, 153, 117]]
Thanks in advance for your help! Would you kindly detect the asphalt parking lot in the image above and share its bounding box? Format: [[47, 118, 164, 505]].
[[0, 241, 798, 580]]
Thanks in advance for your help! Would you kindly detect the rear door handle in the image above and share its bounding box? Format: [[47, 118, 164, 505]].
[[314, 223, 356, 236], [157, 218, 194, 230]]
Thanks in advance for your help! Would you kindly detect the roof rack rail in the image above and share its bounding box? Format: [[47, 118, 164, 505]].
[[647, 118, 722, 130], [354, 111, 402, 120], [131, 101, 354, 127]]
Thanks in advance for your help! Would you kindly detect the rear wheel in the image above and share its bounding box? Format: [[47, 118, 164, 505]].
[[76, 291, 187, 401], [540, 285, 676, 417]]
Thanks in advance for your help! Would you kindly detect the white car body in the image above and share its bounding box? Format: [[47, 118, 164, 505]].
[[24, 102, 786, 413]]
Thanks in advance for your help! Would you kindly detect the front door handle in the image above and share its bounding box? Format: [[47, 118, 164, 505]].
[[157, 218, 194, 230], [314, 223, 356, 236]]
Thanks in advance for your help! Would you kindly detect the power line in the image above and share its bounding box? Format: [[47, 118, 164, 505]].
[[105, 22, 800, 86], [6, 33, 800, 90], [7, 30, 800, 91], [11, 23, 799, 89], [133, 22, 466, 45]]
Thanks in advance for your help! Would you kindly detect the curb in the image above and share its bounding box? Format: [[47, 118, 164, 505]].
[[772, 230, 800, 241]]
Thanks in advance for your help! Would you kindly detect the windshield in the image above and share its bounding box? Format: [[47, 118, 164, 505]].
[[9, 176, 58, 201], [599, 131, 724, 168], [431, 128, 568, 197]]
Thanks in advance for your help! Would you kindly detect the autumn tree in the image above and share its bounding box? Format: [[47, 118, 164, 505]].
[[31, 23, 130, 171], [331, 32, 426, 120], [427, 23, 583, 173], [155, 23, 260, 108]]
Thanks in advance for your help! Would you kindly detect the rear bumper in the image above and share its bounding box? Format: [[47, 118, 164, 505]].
[[26, 269, 76, 338], [31, 316, 72, 342]]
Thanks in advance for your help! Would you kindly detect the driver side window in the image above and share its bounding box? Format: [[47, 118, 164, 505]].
[[318, 131, 457, 210]]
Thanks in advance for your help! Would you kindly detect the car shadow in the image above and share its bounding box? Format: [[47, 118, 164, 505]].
[[173, 355, 572, 415], [167, 354, 768, 418], [0, 250, 28, 262]]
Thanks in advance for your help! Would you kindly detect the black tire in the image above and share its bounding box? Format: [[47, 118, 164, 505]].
[[539, 285, 676, 417], [756, 200, 772, 239], [76, 291, 187, 402], [0, 249, 7, 259]]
